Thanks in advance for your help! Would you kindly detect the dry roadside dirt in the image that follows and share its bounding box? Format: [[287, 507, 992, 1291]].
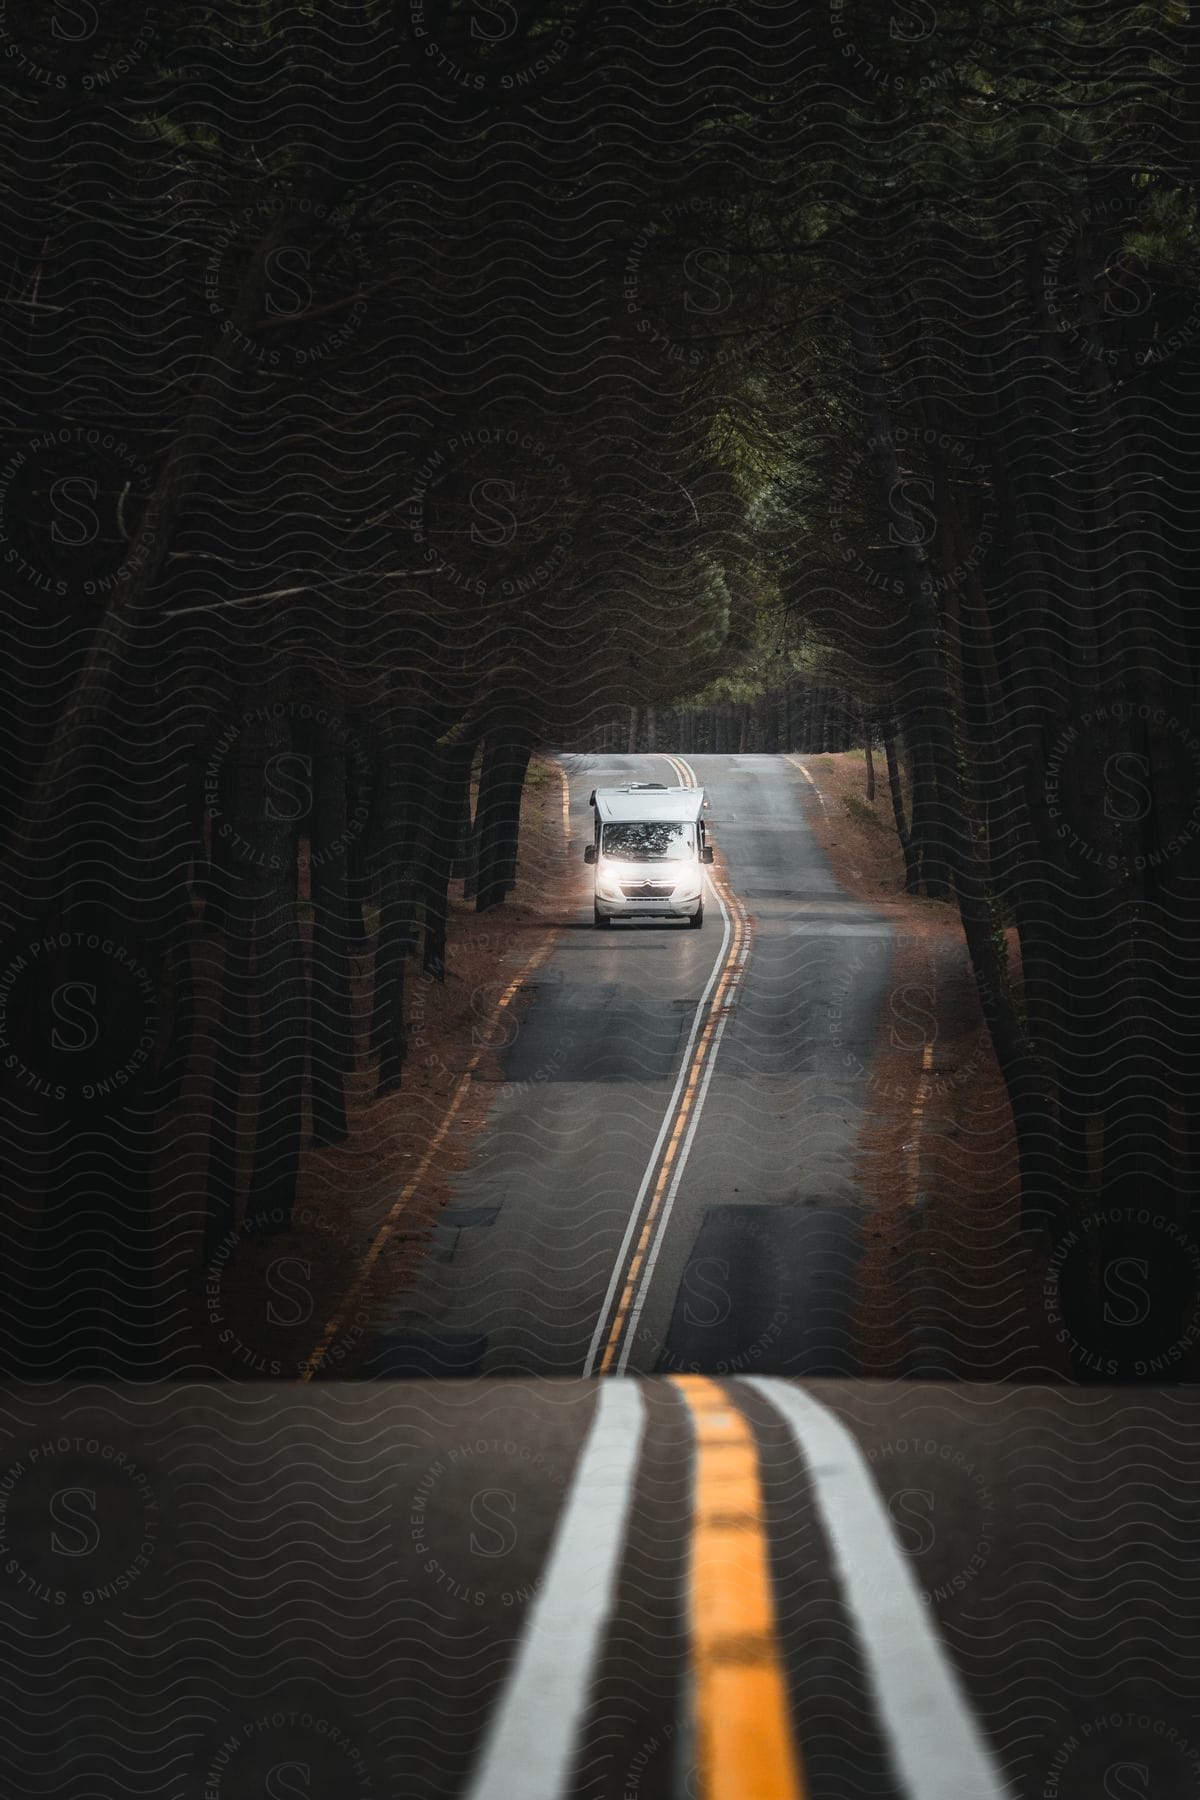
[[185, 756, 569, 1377], [790, 749, 1057, 1378]]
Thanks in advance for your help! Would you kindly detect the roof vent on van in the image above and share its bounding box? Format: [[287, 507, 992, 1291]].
[[625, 782, 668, 791]]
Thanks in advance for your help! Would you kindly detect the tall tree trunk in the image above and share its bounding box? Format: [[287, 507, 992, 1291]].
[[862, 706, 876, 801], [309, 700, 354, 1149], [883, 726, 920, 893], [426, 739, 475, 977], [474, 732, 533, 912], [246, 703, 307, 1231], [204, 698, 264, 1256], [848, 289, 1058, 1225], [369, 709, 423, 1098]]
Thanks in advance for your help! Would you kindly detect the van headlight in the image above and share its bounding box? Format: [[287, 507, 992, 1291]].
[[597, 874, 625, 900]]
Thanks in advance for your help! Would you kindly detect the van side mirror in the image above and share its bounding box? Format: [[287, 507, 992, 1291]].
[[584, 845, 597, 864], [701, 845, 714, 865]]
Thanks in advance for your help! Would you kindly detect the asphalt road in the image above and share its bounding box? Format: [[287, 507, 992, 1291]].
[[5, 762, 1198, 1797], [2, 1377, 1197, 1799], [372, 752, 895, 1380]]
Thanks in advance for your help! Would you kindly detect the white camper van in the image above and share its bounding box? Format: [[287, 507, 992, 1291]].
[[584, 783, 713, 928]]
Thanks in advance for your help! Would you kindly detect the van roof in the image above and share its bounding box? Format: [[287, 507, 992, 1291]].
[[592, 786, 706, 824]]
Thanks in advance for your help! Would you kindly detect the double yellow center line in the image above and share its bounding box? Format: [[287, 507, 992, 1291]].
[[595, 865, 749, 1372], [673, 1376, 807, 1799], [591, 752, 750, 1375]]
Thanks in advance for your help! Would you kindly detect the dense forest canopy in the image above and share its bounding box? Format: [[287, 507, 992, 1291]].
[[1, 0, 1197, 1375]]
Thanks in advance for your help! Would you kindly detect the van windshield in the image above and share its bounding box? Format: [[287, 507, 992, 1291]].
[[601, 822, 696, 862]]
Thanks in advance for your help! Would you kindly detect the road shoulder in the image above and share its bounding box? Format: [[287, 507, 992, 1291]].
[[183, 756, 569, 1378], [786, 751, 1037, 1380]]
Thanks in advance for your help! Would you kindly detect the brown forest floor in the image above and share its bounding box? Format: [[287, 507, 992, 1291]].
[[792, 750, 1050, 1379], [182, 757, 570, 1377]]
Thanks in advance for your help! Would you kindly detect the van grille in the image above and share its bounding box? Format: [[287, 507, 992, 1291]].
[[620, 882, 675, 899]]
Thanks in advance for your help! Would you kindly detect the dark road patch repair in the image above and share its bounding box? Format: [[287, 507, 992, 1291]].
[[414, 1208, 500, 1265], [440, 1207, 500, 1228], [497, 984, 694, 1086], [360, 1214, 500, 1375], [656, 1204, 862, 1378], [355, 1330, 489, 1377]]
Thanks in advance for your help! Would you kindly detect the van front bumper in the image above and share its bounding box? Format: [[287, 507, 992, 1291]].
[[594, 892, 703, 920]]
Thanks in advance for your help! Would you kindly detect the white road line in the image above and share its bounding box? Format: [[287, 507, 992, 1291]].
[[785, 752, 827, 811], [615, 936, 744, 1368], [462, 1380, 646, 1800], [616, 899, 749, 1369], [581, 754, 731, 1377], [745, 1379, 1015, 1800]]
